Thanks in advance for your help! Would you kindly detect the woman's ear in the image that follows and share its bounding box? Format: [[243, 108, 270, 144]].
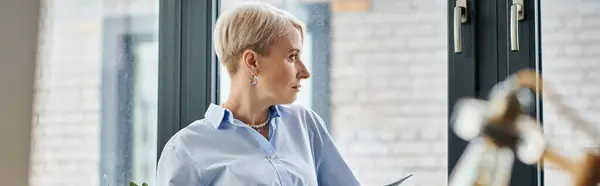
[[241, 49, 259, 74]]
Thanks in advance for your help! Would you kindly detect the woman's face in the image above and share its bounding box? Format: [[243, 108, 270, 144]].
[[253, 28, 310, 104]]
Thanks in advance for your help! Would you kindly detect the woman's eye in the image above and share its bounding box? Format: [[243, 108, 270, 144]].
[[288, 54, 298, 61]]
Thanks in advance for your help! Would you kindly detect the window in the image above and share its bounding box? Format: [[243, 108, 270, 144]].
[[217, 1, 448, 185], [30, 0, 160, 185], [448, 0, 600, 185]]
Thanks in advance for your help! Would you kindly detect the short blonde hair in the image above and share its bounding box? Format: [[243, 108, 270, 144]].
[[213, 2, 306, 75]]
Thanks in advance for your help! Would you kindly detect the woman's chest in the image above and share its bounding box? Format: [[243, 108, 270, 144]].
[[197, 127, 319, 186], [202, 153, 318, 186]]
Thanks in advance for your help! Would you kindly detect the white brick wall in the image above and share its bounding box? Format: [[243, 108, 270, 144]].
[[540, 0, 600, 185], [330, 0, 448, 185], [30, 0, 103, 185]]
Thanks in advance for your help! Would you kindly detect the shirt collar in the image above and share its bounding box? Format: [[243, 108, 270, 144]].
[[204, 103, 284, 129]]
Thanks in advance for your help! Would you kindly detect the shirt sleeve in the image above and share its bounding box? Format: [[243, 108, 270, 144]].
[[306, 109, 361, 186], [156, 144, 204, 186]]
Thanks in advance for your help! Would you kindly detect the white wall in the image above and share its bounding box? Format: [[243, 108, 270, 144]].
[[540, 1, 600, 185], [0, 0, 41, 186]]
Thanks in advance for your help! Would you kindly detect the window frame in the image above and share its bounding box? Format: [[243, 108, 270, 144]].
[[447, 0, 542, 185], [304, 3, 332, 130], [496, 0, 541, 185], [447, 0, 478, 178], [157, 0, 219, 160], [102, 15, 157, 186], [503, 0, 544, 185]]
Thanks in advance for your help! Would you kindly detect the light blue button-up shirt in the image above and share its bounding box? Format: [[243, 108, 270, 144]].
[[156, 103, 360, 186]]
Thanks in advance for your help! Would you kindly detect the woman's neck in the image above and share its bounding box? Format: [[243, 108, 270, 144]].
[[223, 83, 270, 125]]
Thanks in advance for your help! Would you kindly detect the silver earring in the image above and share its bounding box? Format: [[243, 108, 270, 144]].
[[249, 73, 259, 86]]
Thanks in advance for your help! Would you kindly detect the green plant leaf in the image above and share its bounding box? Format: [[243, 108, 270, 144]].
[[142, 183, 148, 186], [130, 181, 138, 186]]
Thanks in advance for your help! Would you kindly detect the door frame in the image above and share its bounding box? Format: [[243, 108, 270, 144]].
[[447, 0, 541, 185]]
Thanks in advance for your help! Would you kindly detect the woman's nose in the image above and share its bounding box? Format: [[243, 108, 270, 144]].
[[300, 70, 310, 79], [297, 62, 310, 79]]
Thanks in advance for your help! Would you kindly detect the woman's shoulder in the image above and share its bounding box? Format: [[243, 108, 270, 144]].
[[277, 104, 318, 117], [277, 104, 327, 131], [162, 119, 217, 152]]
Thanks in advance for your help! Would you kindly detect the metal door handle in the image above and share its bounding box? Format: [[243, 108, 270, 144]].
[[454, 0, 467, 53], [511, 0, 524, 51]]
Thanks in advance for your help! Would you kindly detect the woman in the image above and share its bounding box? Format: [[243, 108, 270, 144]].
[[156, 2, 360, 186]]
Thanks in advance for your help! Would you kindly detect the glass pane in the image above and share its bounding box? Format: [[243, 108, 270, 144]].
[[540, 1, 600, 185], [217, 1, 448, 185], [30, 1, 160, 186]]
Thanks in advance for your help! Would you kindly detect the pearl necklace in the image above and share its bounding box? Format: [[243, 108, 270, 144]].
[[247, 116, 269, 129], [221, 104, 269, 132]]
